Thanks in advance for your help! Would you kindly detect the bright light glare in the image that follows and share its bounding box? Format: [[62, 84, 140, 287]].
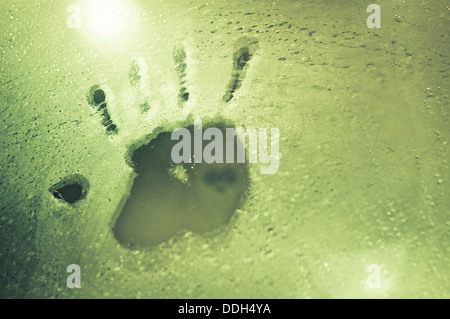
[[85, 0, 131, 39]]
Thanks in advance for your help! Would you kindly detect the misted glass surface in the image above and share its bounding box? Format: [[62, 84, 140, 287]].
[[0, 0, 448, 298]]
